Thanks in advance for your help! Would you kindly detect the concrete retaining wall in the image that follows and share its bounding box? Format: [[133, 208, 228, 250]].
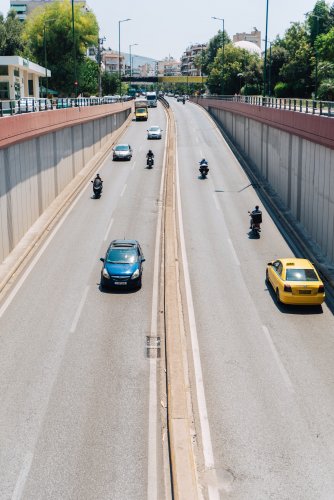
[[199, 100, 334, 266], [0, 106, 131, 262]]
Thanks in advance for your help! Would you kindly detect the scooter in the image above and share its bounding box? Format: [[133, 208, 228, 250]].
[[248, 211, 262, 237], [199, 163, 209, 178], [147, 157, 154, 169], [91, 180, 102, 198]]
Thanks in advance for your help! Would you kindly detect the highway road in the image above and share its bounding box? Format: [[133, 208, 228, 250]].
[[2, 96, 334, 500], [169, 97, 334, 499], [0, 106, 167, 499]]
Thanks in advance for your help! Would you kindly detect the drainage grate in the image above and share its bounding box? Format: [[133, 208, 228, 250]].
[[146, 336, 161, 359]]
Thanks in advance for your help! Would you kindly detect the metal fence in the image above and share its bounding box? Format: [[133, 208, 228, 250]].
[[197, 95, 334, 118], [0, 96, 133, 117]]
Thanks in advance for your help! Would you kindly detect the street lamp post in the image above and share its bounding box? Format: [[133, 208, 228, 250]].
[[118, 18, 131, 96], [263, 0, 269, 97], [129, 43, 138, 81], [71, 0, 78, 96], [212, 16, 225, 95]]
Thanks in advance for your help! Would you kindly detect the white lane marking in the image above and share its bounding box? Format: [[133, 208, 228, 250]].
[[104, 217, 114, 242], [70, 286, 89, 333], [176, 131, 220, 500], [147, 107, 168, 500], [213, 193, 221, 211], [228, 238, 240, 267], [262, 325, 294, 393], [0, 174, 96, 319], [120, 184, 127, 197], [131, 160, 136, 170], [11, 452, 33, 500]]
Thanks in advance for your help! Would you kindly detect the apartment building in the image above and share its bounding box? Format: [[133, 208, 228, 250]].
[[180, 44, 207, 76]]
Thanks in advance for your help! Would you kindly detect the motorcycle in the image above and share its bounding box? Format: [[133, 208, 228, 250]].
[[199, 162, 209, 179], [91, 180, 102, 198], [248, 211, 262, 237], [147, 156, 154, 169]]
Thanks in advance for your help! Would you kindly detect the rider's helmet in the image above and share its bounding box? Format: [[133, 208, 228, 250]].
[[255, 205, 259, 210]]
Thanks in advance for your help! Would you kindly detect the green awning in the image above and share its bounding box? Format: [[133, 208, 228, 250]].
[[40, 86, 58, 95]]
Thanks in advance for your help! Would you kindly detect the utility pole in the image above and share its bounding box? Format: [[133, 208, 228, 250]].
[[263, 0, 269, 97]]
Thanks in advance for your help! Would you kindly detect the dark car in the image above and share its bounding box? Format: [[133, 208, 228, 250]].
[[100, 240, 145, 289]]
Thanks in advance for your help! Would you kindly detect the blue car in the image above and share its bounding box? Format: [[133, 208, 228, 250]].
[[100, 240, 145, 289]]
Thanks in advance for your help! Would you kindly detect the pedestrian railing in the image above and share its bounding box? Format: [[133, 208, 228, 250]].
[[0, 96, 133, 117], [196, 95, 334, 118]]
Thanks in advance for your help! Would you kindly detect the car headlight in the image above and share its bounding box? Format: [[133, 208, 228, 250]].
[[131, 268, 140, 280], [102, 268, 110, 279]]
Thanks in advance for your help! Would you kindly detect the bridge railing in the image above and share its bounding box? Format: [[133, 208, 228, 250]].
[[196, 95, 334, 118]]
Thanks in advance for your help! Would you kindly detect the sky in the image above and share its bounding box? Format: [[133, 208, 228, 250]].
[[0, 0, 320, 60]]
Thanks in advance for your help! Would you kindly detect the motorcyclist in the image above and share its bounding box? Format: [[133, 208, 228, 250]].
[[182, 96, 186, 104], [249, 205, 262, 229], [199, 158, 208, 168], [146, 149, 154, 165], [92, 173, 103, 188]]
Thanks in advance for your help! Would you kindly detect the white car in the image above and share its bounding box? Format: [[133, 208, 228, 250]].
[[147, 126, 162, 140], [112, 144, 133, 160]]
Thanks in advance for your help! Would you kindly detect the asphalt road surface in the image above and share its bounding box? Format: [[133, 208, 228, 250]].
[[169, 96, 334, 500], [0, 105, 167, 500]]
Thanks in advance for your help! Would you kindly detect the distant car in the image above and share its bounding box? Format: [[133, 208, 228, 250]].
[[100, 239, 145, 289], [147, 126, 162, 140], [112, 144, 132, 160], [266, 258, 325, 305], [177, 95, 184, 102]]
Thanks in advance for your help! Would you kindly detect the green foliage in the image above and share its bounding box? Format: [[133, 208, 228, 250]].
[[306, 0, 332, 46], [274, 82, 292, 97], [317, 78, 334, 99], [101, 72, 119, 95], [0, 9, 24, 56], [78, 58, 98, 95], [278, 23, 313, 97], [207, 43, 262, 95], [22, 0, 98, 95], [316, 27, 334, 60], [202, 30, 231, 75]]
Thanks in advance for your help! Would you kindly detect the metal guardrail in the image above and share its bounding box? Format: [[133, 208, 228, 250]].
[[158, 96, 169, 109], [0, 96, 134, 117], [196, 95, 334, 118]]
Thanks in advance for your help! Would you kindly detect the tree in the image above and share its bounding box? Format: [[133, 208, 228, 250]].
[[0, 10, 24, 56], [22, 0, 98, 94], [202, 30, 231, 75], [207, 43, 262, 95], [102, 72, 119, 95], [278, 22, 313, 97], [306, 0, 331, 46], [78, 58, 99, 95]]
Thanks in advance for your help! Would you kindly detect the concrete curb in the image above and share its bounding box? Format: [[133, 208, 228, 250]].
[[163, 106, 198, 498], [0, 112, 133, 298]]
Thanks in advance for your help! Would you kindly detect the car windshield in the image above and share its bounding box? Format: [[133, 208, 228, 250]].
[[150, 127, 159, 131], [285, 268, 318, 281], [115, 145, 129, 151], [106, 248, 138, 264]]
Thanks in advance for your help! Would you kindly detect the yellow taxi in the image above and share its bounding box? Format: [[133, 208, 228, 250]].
[[266, 258, 325, 305]]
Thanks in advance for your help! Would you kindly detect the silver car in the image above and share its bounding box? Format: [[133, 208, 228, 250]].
[[112, 144, 133, 161], [147, 126, 162, 140]]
